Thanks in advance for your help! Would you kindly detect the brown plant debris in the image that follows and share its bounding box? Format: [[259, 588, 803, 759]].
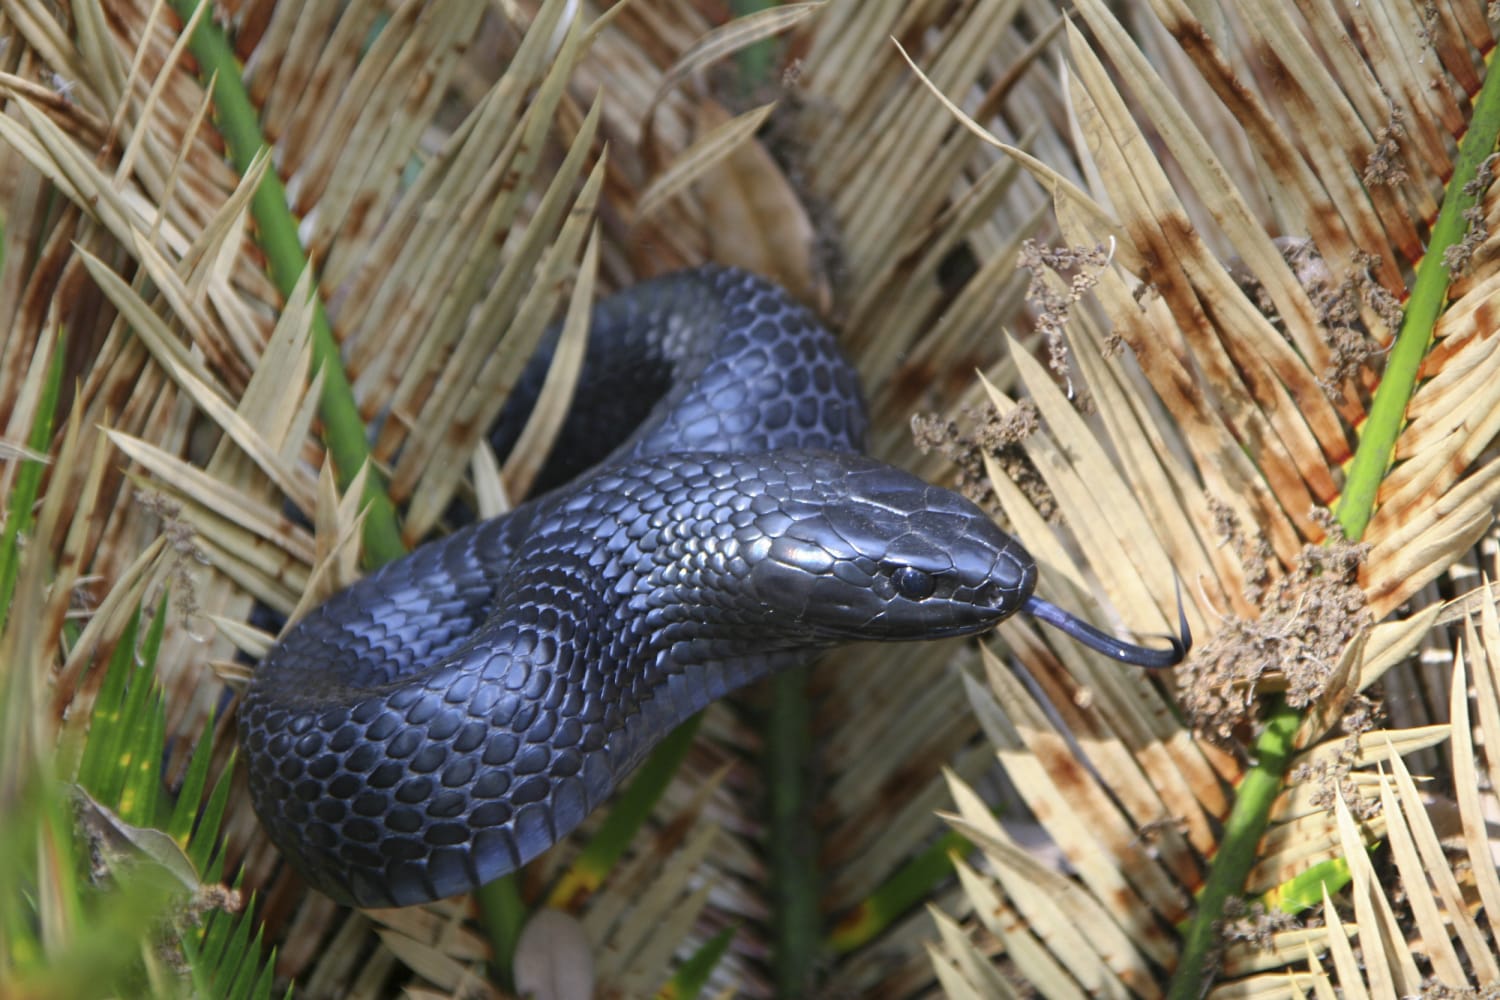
[[1218, 898, 1304, 952], [134, 489, 208, 628], [1416, 2, 1442, 49], [1422, 986, 1500, 1000], [1445, 152, 1499, 276], [1230, 240, 1397, 395], [1019, 239, 1113, 394], [1313, 249, 1401, 394], [1362, 103, 1408, 187], [154, 885, 246, 976], [1207, 496, 1274, 605], [911, 401, 1054, 522], [1286, 698, 1381, 820], [1180, 529, 1371, 742]]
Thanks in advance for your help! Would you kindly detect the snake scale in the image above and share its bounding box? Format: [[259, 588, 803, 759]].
[[241, 267, 1188, 908]]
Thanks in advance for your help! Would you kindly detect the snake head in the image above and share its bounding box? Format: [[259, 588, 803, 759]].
[[738, 453, 1036, 640]]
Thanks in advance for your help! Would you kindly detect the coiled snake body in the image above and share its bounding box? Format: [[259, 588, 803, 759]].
[[241, 267, 1186, 908]]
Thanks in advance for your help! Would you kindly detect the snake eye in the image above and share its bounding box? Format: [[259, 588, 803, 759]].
[[892, 565, 936, 600]]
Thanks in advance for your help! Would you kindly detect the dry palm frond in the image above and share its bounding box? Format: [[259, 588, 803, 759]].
[[7, 0, 1498, 996], [918, 0, 1500, 996]]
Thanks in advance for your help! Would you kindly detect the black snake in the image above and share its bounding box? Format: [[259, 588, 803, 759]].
[[240, 267, 1188, 908]]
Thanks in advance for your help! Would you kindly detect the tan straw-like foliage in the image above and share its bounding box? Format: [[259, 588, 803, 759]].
[[5, 0, 1500, 997], [920, 1, 1500, 996]]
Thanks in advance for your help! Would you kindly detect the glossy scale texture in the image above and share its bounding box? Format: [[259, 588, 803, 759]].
[[241, 268, 1037, 907]]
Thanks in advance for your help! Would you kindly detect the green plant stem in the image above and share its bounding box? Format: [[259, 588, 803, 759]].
[[663, 926, 735, 1000], [1333, 55, 1500, 540], [167, 0, 404, 566], [730, 1, 778, 90], [0, 330, 64, 633], [476, 876, 526, 990], [825, 830, 973, 954], [1166, 47, 1500, 1000], [766, 668, 817, 997], [1168, 705, 1297, 998]]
